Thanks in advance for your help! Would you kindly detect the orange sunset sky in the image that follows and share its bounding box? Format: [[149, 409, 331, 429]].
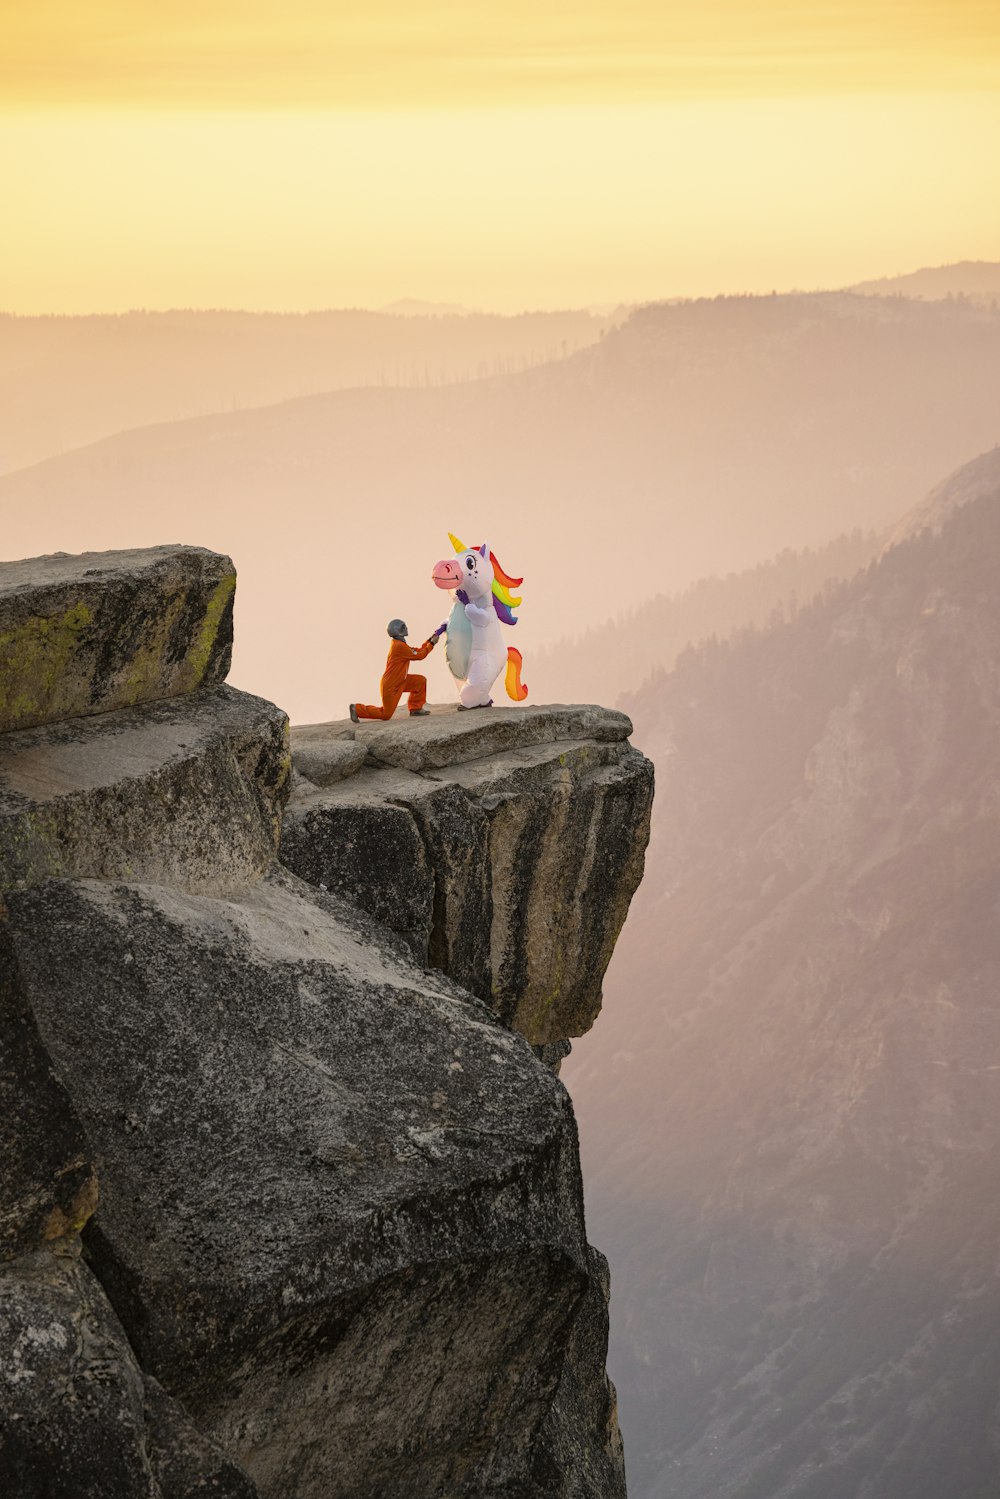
[[2, 1, 999, 312]]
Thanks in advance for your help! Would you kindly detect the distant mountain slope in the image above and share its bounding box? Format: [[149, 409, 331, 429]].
[[528, 530, 878, 706], [882, 442, 1000, 549], [1, 292, 998, 722], [564, 444, 1000, 1499], [849, 260, 1000, 304], [0, 306, 607, 473]]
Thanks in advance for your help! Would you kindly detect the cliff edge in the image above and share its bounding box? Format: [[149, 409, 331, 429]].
[[0, 546, 653, 1498]]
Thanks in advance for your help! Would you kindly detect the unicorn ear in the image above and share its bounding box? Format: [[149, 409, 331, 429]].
[[479, 541, 489, 559]]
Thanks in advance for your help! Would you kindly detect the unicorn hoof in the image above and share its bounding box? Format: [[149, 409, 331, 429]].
[[457, 699, 493, 711]]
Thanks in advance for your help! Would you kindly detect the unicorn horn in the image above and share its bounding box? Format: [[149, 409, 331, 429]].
[[448, 532, 466, 553]]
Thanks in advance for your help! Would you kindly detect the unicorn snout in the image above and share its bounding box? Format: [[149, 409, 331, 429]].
[[432, 559, 462, 590]]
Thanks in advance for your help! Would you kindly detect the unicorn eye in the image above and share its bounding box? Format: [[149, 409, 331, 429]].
[[466, 557, 475, 571]]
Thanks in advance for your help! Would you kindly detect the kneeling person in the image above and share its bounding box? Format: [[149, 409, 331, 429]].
[[351, 619, 445, 722]]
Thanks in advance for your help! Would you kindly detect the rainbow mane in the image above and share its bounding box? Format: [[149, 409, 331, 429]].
[[448, 532, 523, 626]]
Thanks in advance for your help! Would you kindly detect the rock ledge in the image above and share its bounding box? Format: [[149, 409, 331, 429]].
[[283, 704, 654, 1046]]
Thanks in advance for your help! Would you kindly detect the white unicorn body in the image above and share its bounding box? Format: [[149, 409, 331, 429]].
[[432, 536, 527, 709]]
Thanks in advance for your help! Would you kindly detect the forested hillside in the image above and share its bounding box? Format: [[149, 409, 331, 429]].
[[567, 447, 1000, 1498]]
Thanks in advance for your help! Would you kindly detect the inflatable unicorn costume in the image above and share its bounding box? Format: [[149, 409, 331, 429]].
[[432, 534, 528, 708]]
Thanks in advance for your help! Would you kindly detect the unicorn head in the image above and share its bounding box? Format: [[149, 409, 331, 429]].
[[432, 540, 493, 606], [431, 534, 523, 623]]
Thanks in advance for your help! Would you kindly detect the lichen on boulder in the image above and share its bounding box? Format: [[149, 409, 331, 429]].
[[0, 546, 236, 733]]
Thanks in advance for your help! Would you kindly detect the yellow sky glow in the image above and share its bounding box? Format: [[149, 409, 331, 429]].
[[5, 1, 1000, 106], [1, 3, 998, 312]]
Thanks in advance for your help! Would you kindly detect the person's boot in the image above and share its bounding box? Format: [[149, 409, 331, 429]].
[[349, 704, 359, 724], [409, 708, 430, 717]]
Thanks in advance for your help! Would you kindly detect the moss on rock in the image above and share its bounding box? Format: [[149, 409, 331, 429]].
[[0, 546, 235, 732]]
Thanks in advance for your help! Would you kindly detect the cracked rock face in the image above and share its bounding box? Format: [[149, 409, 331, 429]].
[[282, 706, 654, 1046]]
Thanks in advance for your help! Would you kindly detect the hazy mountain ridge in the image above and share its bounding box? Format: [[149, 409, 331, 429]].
[[848, 260, 1000, 304], [565, 445, 1000, 1497], [0, 306, 609, 474], [1, 291, 998, 723]]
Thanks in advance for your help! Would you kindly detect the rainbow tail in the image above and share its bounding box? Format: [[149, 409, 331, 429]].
[[505, 647, 528, 702]]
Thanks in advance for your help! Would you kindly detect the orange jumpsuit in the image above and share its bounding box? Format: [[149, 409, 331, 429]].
[[355, 636, 436, 720]]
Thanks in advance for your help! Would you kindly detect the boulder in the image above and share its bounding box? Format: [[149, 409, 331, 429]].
[[288, 726, 368, 787], [0, 546, 236, 733], [0, 1245, 158, 1498], [282, 711, 654, 1044], [0, 685, 290, 894], [0, 1244, 257, 1498], [5, 871, 601, 1498]]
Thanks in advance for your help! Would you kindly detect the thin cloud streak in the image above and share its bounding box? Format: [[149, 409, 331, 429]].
[[4, 1, 1000, 108]]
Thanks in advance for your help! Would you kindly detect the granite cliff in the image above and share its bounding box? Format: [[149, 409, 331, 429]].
[[0, 546, 652, 1498]]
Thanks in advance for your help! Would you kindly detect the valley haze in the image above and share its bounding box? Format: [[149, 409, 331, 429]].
[[4, 253, 1000, 1499]]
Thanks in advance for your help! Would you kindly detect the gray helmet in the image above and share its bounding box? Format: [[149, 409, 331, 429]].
[[387, 619, 408, 641]]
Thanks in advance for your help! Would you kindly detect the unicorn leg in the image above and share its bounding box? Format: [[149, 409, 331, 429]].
[[460, 650, 496, 707]]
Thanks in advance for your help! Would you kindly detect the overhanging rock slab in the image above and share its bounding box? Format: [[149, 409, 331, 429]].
[[283, 706, 654, 1045], [0, 546, 236, 733]]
